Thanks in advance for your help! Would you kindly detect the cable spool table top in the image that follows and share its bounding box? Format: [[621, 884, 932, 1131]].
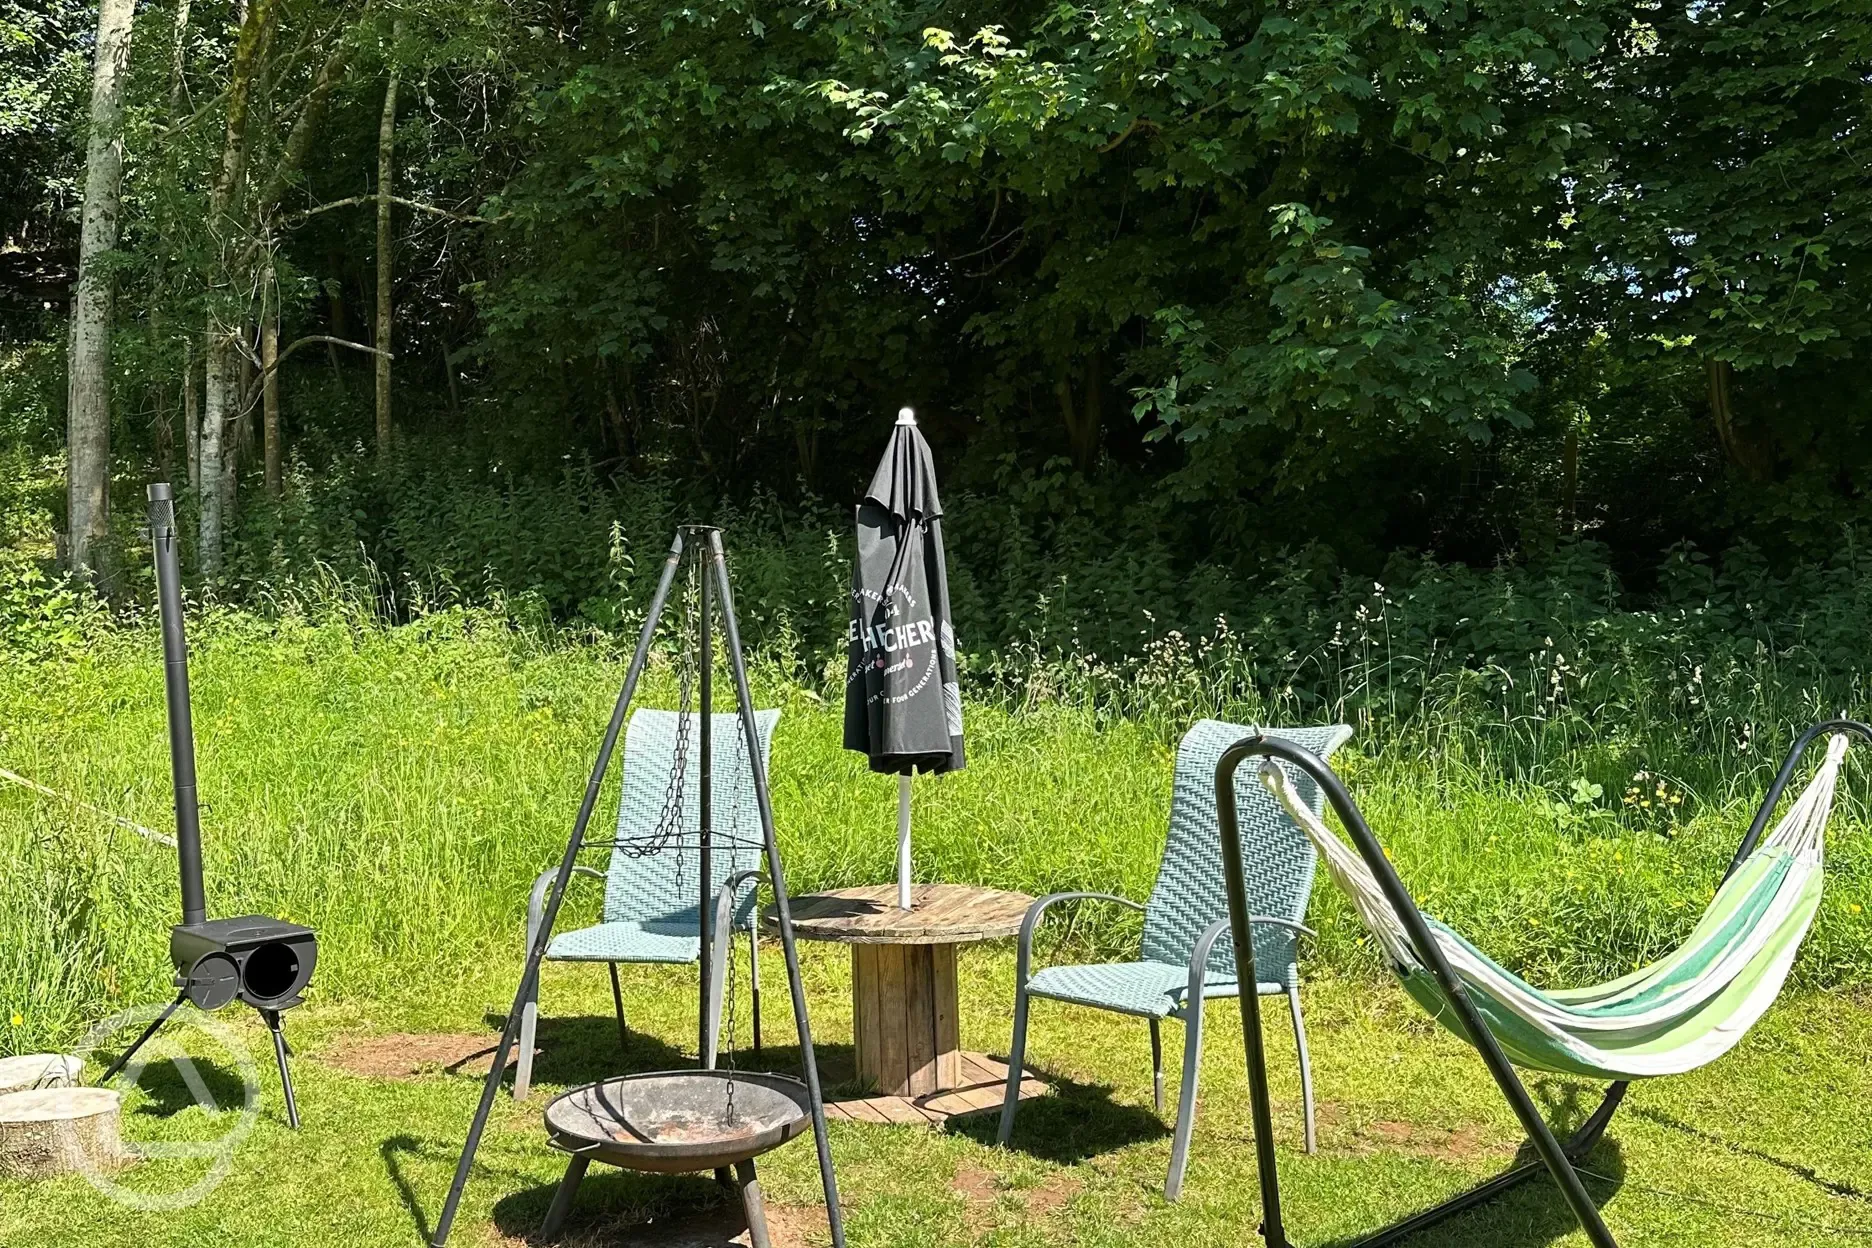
[[769, 884, 1034, 945]]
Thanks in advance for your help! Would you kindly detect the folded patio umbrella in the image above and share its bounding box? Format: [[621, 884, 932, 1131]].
[[844, 408, 965, 908]]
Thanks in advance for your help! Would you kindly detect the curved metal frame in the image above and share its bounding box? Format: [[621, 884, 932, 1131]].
[[1214, 718, 1871, 1248]]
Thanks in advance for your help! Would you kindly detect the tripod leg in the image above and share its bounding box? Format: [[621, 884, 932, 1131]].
[[736, 1159, 774, 1248], [99, 992, 187, 1085], [709, 534, 845, 1248], [539, 1155, 590, 1239], [264, 1009, 301, 1129], [429, 532, 683, 1248]]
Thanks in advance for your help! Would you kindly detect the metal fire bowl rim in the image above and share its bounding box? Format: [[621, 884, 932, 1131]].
[[543, 1069, 812, 1174]]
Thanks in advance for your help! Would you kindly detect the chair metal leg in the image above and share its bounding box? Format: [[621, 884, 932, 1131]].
[[1165, 1002, 1205, 1201], [749, 925, 763, 1054], [1287, 986, 1315, 1155], [608, 962, 629, 1052], [539, 1154, 589, 1240], [1149, 1018, 1165, 1113], [705, 943, 728, 1070], [514, 963, 539, 1101], [996, 982, 1032, 1145]]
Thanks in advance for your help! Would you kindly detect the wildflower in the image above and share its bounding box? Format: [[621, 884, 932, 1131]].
[[8, 1013, 19, 1027], [1852, 903, 1864, 915]]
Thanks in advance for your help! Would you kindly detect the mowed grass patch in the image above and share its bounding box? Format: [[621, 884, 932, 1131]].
[[0, 951, 1867, 1248]]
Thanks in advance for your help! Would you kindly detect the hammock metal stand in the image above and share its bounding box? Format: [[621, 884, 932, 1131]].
[[1214, 718, 1872, 1248]]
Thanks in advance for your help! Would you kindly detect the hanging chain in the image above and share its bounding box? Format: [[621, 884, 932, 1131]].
[[719, 622, 754, 1124], [622, 554, 696, 860]]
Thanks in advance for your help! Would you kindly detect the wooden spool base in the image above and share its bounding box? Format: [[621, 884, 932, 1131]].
[[0, 1086, 125, 1180], [827, 1051, 1048, 1127], [852, 942, 958, 1097]]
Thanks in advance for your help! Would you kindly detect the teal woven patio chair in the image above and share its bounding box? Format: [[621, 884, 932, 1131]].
[[997, 719, 1351, 1199], [513, 708, 779, 1099]]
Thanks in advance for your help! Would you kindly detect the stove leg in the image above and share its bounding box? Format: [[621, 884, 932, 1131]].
[[736, 1159, 773, 1248], [99, 991, 187, 1085], [540, 1155, 590, 1240], [263, 1009, 301, 1130]]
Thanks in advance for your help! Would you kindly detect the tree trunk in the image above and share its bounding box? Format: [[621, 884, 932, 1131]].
[[1707, 358, 1773, 481], [374, 60, 399, 455], [236, 322, 256, 466], [1562, 420, 1579, 535], [200, 332, 233, 575], [183, 341, 199, 490], [1054, 351, 1102, 473], [64, 0, 137, 583], [167, 0, 192, 118], [263, 309, 281, 495], [197, 0, 280, 573]]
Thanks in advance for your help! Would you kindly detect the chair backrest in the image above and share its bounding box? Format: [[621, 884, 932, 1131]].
[[1140, 720, 1352, 990], [603, 708, 780, 932]]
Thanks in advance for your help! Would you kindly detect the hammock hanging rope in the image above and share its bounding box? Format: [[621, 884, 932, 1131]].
[[1257, 732, 1849, 1080]]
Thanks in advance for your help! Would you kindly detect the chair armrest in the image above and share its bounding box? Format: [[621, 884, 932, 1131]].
[[714, 870, 765, 929], [1247, 916, 1318, 941], [1186, 914, 1315, 1005], [1015, 892, 1146, 988], [527, 865, 605, 952]]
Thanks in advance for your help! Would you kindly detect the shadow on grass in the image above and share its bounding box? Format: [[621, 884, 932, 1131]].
[[1314, 1138, 1627, 1248], [118, 1054, 253, 1119], [483, 1011, 693, 1091], [1632, 1105, 1872, 1203], [490, 1165, 745, 1245], [947, 1058, 1170, 1164], [382, 1132, 555, 1243], [1314, 1079, 1631, 1248]]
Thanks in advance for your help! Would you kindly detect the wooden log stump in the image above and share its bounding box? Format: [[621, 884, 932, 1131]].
[[0, 1054, 84, 1096], [0, 1087, 126, 1179]]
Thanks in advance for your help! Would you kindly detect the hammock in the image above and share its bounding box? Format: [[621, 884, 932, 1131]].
[[1214, 719, 1868, 1248], [1257, 732, 1849, 1081]]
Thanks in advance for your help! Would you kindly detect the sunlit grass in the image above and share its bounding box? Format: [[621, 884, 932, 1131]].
[[3, 609, 1868, 1054]]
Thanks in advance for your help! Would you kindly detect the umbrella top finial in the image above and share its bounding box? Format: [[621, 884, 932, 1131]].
[[896, 406, 916, 426]]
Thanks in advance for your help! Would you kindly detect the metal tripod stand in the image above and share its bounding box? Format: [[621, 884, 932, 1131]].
[[428, 526, 845, 1248]]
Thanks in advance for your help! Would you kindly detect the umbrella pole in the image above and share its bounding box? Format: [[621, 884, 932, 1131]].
[[896, 774, 913, 910]]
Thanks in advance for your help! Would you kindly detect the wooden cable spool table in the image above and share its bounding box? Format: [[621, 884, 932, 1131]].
[[773, 884, 1033, 1098]]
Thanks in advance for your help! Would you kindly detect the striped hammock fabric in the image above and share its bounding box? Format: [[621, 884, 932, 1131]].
[[1259, 734, 1850, 1080]]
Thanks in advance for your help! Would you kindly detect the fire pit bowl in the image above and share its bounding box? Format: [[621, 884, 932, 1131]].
[[539, 1071, 811, 1245], [543, 1070, 810, 1175]]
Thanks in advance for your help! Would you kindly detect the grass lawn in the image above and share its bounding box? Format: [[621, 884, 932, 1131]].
[[1, 947, 1867, 1248], [4, 615, 1871, 1246]]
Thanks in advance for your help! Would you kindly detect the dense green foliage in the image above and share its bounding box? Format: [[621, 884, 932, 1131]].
[[5, 0, 1872, 587]]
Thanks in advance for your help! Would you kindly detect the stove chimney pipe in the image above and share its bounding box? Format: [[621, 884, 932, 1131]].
[[149, 483, 206, 927]]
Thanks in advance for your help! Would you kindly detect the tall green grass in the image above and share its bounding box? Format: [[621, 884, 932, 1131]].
[[3, 591, 1868, 1058]]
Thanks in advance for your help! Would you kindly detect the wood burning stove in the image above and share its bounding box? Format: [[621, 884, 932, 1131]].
[[98, 484, 316, 1128]]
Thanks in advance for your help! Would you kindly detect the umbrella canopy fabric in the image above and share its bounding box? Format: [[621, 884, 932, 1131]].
[[843, 419, 965, 776]]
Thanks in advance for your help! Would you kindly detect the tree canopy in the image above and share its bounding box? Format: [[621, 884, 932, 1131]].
[[7, 0, 1872, 592]]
